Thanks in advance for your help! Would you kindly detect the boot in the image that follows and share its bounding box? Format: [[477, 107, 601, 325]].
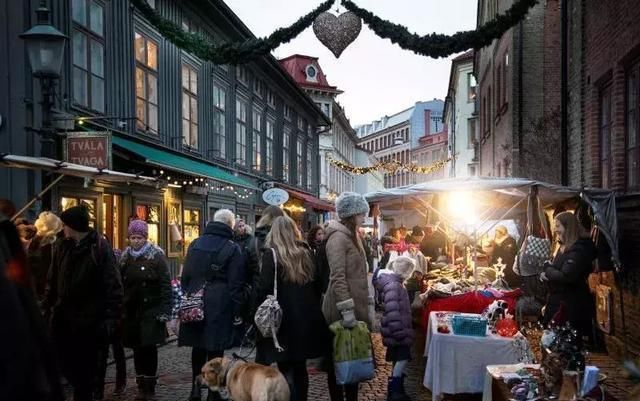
[[387, 376, 411, 401], [206, 389, 224, 401], [135, 376, 147, 400], [114, 372, 127, 395], [189, 379, 202, 401], [144, 376, 157, 401]]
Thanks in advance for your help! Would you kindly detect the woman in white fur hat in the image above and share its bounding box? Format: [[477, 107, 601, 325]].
[[322, 191, 372, 401]]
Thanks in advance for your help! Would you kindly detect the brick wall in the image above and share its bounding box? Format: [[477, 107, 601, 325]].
[[476, 0, 560, 181], [576, 0, 640, 359]]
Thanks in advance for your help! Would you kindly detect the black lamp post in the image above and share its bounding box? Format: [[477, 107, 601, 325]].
[[20, 1, 67, 159]]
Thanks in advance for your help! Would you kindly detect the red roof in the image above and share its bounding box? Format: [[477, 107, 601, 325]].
[[279, 54, 342, 94]]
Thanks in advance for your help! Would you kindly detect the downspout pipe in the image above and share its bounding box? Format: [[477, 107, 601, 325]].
[[561, 0, 569, 185]]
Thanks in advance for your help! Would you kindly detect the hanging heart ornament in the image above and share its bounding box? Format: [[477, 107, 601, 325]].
[[313, 11, 362, 58]]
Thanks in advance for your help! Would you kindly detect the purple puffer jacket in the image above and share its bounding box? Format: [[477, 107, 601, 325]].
[[376, 272, 414, 347]]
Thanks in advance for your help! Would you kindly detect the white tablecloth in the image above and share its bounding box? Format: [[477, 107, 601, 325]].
[[423, 312, 523, 401]]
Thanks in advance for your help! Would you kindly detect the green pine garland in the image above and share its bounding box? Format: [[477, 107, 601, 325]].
[[342, 0, 539, 59], [130, 0, 334, 65]]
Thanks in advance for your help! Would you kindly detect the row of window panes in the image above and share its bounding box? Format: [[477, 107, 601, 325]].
[[362, 129, 409, 152]]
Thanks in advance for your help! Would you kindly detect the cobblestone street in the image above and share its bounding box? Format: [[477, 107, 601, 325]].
[[96, 331, 437, 401]]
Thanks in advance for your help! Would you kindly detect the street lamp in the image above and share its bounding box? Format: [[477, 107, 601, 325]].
[[20, 1, 67, 158]]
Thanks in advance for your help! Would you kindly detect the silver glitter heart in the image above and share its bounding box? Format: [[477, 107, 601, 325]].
[[313, 11, 362, 58]]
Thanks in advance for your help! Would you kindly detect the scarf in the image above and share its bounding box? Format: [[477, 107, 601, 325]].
[[129, 241, 152, 259]]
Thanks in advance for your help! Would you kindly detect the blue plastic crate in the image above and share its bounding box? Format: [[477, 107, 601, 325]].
[[451, 315, 488, 337]]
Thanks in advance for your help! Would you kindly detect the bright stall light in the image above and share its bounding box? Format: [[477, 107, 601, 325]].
[[447, 191, 478, 225]]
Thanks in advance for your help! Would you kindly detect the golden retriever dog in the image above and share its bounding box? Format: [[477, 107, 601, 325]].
[[201, 357, 290, 401]]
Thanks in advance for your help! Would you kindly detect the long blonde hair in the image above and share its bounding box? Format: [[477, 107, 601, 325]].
[[265, 216, 314, 285], [256, 205, 285, 229]]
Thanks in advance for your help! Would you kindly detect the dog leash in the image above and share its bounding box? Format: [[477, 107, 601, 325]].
[[233, 324, 256, 362]]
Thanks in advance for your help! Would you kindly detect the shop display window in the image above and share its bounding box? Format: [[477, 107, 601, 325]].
[[183, 208, 200, 254], [168, 201, 183, 256], [102, 194, 122, 249], [135, 204, 160, 245], [61, 197, 96, 228]]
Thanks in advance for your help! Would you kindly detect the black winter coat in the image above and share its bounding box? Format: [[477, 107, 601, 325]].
[[254, 244, 330, 364], [45, 230, 123, 335], [178, 222, 248, 352], [543, 238, 596, 334], [234, 232, 260, 318], [120, 243, 172, 347]]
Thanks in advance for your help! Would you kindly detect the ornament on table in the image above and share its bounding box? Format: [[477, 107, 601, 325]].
[[312, 10, 361, 58], [483, 299, 509, 325], [491, 257, 508, 288]]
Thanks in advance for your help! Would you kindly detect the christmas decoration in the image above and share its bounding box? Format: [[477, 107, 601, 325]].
[[328, 155, 452, 175], [131, 0, 538, 65], [130, 0, 333, 65], [342, 0, 539, 59], [313, 11, 362, 58]]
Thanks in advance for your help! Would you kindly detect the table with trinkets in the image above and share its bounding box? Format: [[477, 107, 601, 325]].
[[423, 312, 531, 401]]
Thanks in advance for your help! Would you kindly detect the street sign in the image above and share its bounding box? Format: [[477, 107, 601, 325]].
[[262, 188, 289, 206], [64, 131, 112, 169]]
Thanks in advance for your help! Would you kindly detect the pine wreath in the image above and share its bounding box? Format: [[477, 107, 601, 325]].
[[341, 0, 539, 58]]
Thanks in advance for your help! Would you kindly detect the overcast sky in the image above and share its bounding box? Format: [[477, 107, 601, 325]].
[[224, 0, 477, 126]]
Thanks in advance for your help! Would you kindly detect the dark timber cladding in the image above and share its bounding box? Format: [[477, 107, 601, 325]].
[[0, 0, 329, 276]]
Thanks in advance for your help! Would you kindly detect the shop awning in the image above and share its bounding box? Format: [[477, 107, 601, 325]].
[[0, 153, 157, 184], [283, 187, 335, 212], [113, 136, 258, 190]]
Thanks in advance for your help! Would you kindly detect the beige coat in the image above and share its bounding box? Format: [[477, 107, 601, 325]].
[[322, 220, 373, 328]]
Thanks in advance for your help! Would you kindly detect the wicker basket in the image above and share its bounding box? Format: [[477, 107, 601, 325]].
[[452, 315, 488, 337]]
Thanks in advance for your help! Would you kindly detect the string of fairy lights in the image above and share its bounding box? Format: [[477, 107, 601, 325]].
[[156, 170, 253, 199], [328, 155, 454, 175]]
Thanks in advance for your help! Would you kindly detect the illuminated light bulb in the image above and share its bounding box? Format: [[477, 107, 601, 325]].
[[160, 170, 164, 175], [167, 176, 171, 180], [183, 181, 187, 185], [189, 181, 193, 185]]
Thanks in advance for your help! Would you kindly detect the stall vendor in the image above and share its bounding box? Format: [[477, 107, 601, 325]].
[[490, 225, 518, 286], [421, 224, 446, 261]]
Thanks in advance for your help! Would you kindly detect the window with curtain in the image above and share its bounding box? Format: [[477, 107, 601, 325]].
[[297, 137, 304, 186], [181, 64, 198, 148], [72, 0, 105, 112], [600, 85, 612, 188], [307, 142, 313, 190], [236, 98, 247, 166], [213, 85, 226, 158], [134, 31, 158, 134], [253, 109, 262, 172], [266, 118, 275, 175], [283, 126, 291, 183]]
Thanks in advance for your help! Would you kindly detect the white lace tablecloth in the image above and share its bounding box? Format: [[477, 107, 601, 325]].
[[423, 312, 523, 401]]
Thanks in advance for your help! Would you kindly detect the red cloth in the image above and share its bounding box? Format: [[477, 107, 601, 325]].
[[421, 289, 523, 332]]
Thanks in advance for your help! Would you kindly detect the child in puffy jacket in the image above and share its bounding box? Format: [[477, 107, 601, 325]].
[[375, 256, 415, 401]]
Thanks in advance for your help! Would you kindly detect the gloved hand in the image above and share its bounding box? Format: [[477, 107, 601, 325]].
[[336, 298, 357, 329], [340, 308, 357, 329]]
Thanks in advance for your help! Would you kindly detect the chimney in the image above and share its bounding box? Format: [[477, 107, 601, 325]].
[[424, 110, 431, 135]]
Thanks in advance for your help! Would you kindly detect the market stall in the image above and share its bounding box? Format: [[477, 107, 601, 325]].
[[366, 177, 619, 305]]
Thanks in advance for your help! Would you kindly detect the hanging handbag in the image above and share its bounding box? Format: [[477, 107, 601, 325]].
[[178, 284, 205, 323], [514, 188, 551, 277], [254, 248, 284, 351]]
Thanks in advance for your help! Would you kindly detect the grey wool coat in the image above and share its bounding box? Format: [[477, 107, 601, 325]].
[[321, 220, 373, 329]]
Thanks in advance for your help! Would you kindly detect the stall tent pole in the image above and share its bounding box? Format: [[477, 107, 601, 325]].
[[11, 174, 65, 221]]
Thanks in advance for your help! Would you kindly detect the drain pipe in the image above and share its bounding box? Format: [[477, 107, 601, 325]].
[[561, 0, 569, 185]]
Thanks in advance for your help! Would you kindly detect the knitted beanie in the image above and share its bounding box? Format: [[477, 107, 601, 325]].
[[60, 205, 90, 233], [128, 219, 148, 238], [335, 192, 370, 220]]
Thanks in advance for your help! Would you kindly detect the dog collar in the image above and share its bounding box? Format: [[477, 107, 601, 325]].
[[221, 358, 239, 387]]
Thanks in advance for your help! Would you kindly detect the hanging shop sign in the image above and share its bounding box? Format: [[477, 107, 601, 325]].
[[262, 188, 289, 206], [64, 131, 112, 169]]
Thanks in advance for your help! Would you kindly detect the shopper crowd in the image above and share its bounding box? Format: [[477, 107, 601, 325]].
[[0, 191, 599, 401]]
